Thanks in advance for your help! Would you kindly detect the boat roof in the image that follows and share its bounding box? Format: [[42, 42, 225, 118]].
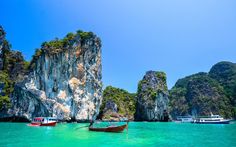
[[34, 117, 44, 120], [33, 117, 57, 120], [177, 116, 192, 118], [196, 115, 222, 118]]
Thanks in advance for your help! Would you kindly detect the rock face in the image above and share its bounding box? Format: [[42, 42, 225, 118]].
[[169, 62, 236, 119], [100, 100, 121, 121], [209, 61, 236, 106], [103, 100, 118, 113], [0, 26, 6, 70], [169, 72, 232, 119], [99, 86, 136, 121], [0, 26, 5, 70], [2, 31, 102, 122], [0, 26, 27, 81], [0, 26, 28, 113], [0, 26, 6, 97], [134, 71, 169, 121]]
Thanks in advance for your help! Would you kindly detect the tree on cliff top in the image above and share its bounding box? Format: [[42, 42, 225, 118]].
[[29, 30, 97, 70]]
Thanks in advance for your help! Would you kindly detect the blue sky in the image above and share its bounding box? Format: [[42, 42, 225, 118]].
[[1, 0, 236, 92]]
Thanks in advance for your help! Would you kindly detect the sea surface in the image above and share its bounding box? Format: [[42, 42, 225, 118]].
[[0, 122, 235, 147]]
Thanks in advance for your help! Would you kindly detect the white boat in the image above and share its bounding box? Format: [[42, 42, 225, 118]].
[[176, 116, 193, 123], [192, 114, 230, 124]]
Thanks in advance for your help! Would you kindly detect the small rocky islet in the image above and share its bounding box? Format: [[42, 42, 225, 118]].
[[0, 26, 235, 122]]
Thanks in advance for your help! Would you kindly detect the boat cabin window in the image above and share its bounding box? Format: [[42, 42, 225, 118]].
[[33, 118, 56, 122], [34, 118, 42, 122]]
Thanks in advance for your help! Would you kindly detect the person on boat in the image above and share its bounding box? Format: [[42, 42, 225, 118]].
[[89, 120, 94, 127]]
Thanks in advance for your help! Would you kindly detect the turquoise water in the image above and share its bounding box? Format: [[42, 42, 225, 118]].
[[0, 122, 236, 147]]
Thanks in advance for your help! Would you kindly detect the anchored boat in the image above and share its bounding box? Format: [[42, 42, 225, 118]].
[[28, 117, 57, 126], [192, 114, 230, 124], [89, 122, 128, 133], [176, 116, 193, 123]]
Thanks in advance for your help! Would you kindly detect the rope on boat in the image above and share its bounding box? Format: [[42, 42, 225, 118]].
[[75, 125, 89, 130]]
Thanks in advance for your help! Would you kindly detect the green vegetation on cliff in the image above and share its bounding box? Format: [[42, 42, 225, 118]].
[[0, 71, 13, 109], [209, 61, 236, 118], [137, 71, 168, 100], [42, 31, 94, 50], [0, 26, 27, 109], [209, 62, 236, 105], [29, 30, 96, 70], [135, 71, 169, 121], [100, 86, 136, 119]]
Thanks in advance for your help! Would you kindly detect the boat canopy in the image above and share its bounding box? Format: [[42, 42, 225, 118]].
[[34, 117, 44, 121], [33, 117, 44, 122], [33, 117, 57, 122]]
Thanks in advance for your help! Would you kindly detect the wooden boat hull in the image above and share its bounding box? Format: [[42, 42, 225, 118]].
[[40, 122, 57, 126], [28, 122, 57, 127], [89, 124, 127, 132]]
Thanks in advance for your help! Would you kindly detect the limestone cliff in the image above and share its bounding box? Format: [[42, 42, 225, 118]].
[[1, 30, 102, 122], [169, 62, 236, 119], [134, 71, 169, 121]]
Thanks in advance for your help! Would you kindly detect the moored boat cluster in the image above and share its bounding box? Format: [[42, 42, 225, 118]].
[[175, 114, 231, 124]]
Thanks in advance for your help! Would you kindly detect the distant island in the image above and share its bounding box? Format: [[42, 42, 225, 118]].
[[0, 26, 235, 122]]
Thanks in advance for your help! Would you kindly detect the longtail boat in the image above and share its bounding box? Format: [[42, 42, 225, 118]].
[[89, 123, 128, 133], [28, 117, 57, 127]]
